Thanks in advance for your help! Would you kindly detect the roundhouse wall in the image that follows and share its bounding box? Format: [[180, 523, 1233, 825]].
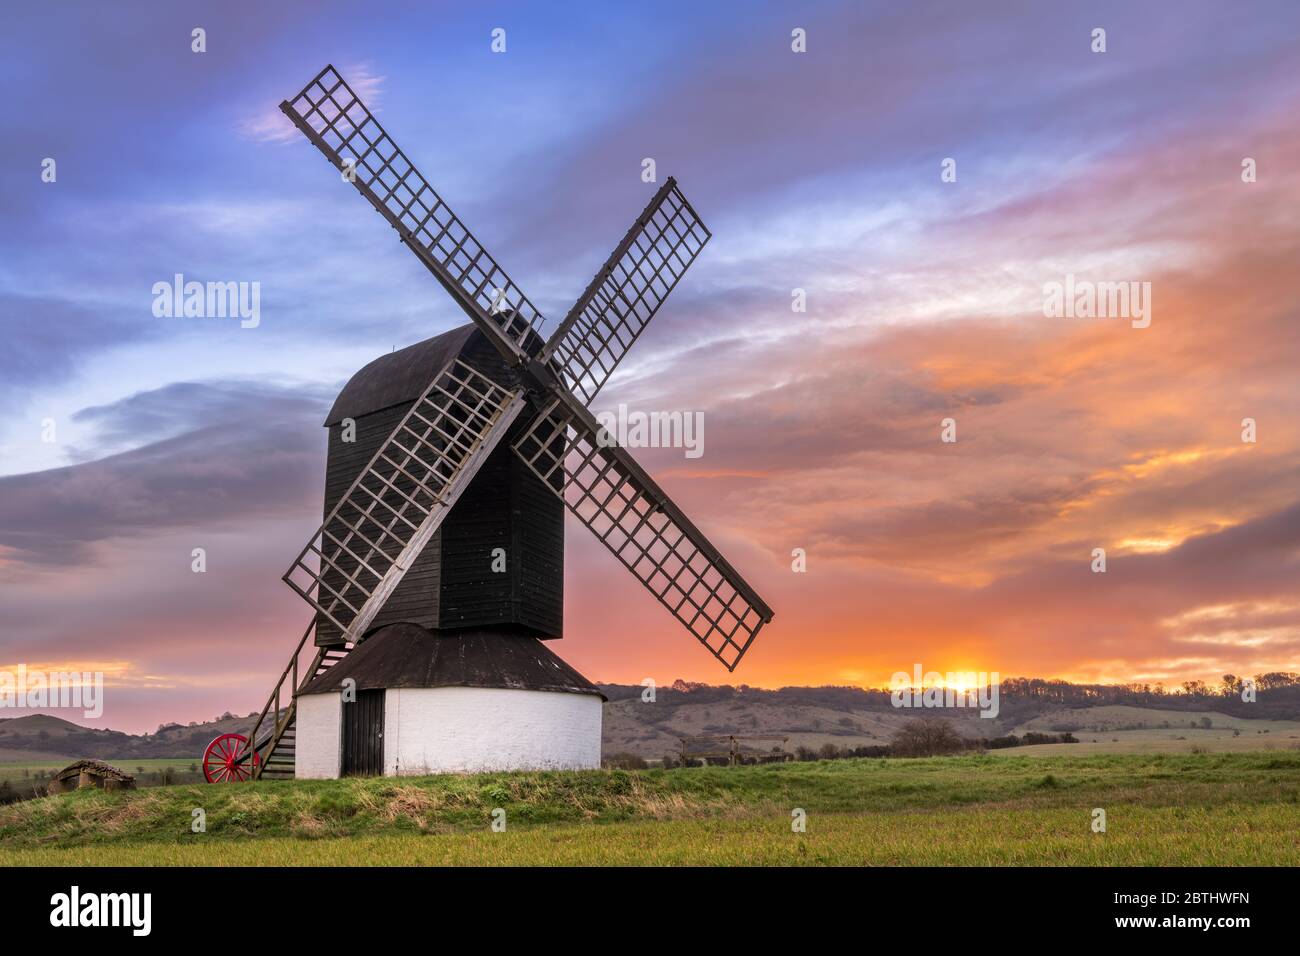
[[295, 692, 342, 779], [385, 686, 602, 775]]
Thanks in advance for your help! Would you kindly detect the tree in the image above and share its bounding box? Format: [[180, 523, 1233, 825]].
[[1255, 672, 1300, 690], [890, 718, 966, 757]]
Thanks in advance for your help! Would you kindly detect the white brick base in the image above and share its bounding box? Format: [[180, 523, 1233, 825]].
[[294, 686, 602, 778], [386, 686, 602, 775]]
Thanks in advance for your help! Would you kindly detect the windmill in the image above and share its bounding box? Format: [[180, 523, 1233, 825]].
[[201, 65, 773, 782]]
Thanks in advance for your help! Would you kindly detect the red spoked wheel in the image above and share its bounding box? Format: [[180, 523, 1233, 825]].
[[203, 733, 260, 782]]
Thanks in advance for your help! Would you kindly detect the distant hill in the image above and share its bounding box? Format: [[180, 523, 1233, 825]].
[[2, 677, 1297, 762], [597, 678, 1300, 759], [0, 712, 260, 762]]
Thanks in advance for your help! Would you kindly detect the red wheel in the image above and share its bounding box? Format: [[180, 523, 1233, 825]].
[[203, 733, 260, 782]]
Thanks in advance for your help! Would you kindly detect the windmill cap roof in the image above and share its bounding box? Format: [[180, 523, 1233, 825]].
[[299, 623, 605, 699], [323, 315, 547, 426], [323, 325, 474, 426]]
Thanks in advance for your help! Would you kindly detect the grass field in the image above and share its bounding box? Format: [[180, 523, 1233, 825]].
[[997, 734, 1300, 756], [0, 757, 203, 791], [1, 752, 1296, 865], [1006, 706, 1300, 755]]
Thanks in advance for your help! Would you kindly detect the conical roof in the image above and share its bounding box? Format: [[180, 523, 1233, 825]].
[[300, 623, 604, 699]]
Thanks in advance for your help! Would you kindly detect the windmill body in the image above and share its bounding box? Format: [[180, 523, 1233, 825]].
[[317, 327, 564, 644], [207, 65, 773, 783], [295, 327, 601, 777]]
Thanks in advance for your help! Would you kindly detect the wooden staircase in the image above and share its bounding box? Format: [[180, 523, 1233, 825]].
[[247, 621, 352, 780]]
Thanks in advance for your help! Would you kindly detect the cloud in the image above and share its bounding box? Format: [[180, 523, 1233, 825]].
[[237, 62, 386, 144], [0, 293, 150, 396], [0, 380, 331, 568], [6, 1, 1300, 731]]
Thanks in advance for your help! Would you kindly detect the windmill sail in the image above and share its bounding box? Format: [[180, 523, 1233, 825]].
[[285, 358, 526, 641], [279, 63, 771, 670], [280, 65, 542, 360], [513, 398, 772, 670], [540, 178, 711, 405], [244, 65, 772, 783]]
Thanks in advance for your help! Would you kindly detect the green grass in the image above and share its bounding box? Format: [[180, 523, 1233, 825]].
[[995, 735, 1300, 756], [2, 753, 1297, 866], [1006, 707, 1300, 755]]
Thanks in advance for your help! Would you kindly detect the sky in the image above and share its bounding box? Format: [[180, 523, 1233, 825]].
[[2, 1, 1298, 734]]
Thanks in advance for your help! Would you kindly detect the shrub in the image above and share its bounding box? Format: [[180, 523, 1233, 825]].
[[603, 753, 648, 770], [890, 718, 966, 757]]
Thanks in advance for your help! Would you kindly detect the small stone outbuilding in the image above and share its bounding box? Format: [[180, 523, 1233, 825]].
[[47, 760, 136, 795]]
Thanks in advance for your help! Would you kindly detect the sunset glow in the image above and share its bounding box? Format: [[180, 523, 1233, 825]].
[[2, 2, 1298, 734]]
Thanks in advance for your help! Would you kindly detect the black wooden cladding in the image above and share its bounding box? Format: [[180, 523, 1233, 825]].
[[341, 688, 384, 776], [316, 326, 563, 646]]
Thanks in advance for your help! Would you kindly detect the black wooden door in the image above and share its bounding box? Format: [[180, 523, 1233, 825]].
[[341, 689, 385, 776]]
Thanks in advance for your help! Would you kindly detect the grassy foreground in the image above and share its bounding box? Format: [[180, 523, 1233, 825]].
[[1, 752, 1296, 866]]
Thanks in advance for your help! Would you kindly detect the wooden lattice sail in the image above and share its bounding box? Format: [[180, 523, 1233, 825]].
[[228, 65, 773, 780]]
